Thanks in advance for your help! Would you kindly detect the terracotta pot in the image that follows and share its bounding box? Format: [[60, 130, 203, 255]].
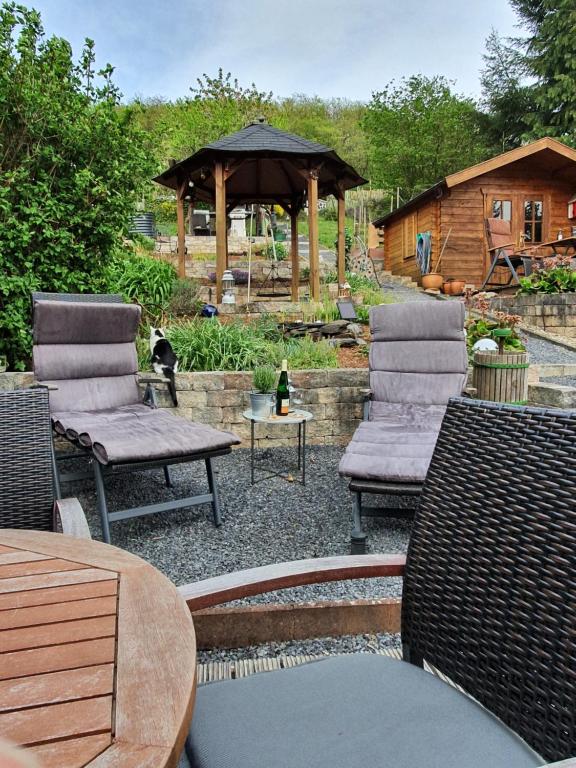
[[421, 273, 444, 291], [443, 279, 466, 296]]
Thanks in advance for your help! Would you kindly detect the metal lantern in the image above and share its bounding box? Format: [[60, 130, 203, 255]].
[[222, 269, 236, 304]]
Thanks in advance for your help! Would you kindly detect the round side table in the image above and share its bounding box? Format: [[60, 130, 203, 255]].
[[242, 409, 314, 485]]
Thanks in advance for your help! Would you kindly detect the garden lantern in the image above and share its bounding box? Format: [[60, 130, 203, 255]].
[[222, 269, 236, 304]]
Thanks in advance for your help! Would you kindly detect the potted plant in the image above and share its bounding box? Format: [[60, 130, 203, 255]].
[[250, 366, 276, 417]]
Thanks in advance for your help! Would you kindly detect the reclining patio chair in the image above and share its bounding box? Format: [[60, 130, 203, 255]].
[[339, 301, 468, 551], [179, 398, 576, 768], [482, 217, 533, 290], [0, 387, 90, 538], [32, 295, 240, 543]]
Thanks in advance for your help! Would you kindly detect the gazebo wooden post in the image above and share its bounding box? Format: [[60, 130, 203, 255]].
[[337, 190, 346, 288], [214, 161, 227, 303], [176, 180, 187, 280], [290, 200, 299, 302], [307, 170, 320, 302]]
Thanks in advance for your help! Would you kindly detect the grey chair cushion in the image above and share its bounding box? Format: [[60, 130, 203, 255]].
[[339, 419, 439, 482], [33, 300, 141, 344], [370, 301, 465, 342], [187, 654, 542, 768], [52, 404, 240, 464]]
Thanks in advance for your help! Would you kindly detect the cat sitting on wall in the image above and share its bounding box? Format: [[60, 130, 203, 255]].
[[149, 328, 179, 407]]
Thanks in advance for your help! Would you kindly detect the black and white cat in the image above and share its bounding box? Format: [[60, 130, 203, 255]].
[[150, 328, 179, 407]]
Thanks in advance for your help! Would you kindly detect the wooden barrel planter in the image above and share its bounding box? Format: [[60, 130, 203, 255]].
[[473, 350, 529, 405]]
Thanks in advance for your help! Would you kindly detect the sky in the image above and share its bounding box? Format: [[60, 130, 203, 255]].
[[28, 0, 521, 103]]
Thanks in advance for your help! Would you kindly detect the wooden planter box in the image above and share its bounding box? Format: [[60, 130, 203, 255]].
[[473, 351, 529, 405]]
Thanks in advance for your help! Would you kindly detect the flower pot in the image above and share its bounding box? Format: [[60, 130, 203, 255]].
[[250, 392, 274, 418], [443, 279, 466, 296], [473, 351, 529, 404], [421, 273, 443, 291]]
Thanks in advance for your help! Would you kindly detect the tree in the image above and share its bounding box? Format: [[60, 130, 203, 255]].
[[510, 0, 576, 141], [480, 30, 536, 151], [0, 3, 153, 368], [362, 75, 491, 201]]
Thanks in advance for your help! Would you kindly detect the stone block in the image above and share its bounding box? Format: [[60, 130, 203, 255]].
[[315, 387, 341, 404], [184, 406, 223, 424], [221, 406, 244, 423], [190, 372, 225, 391], [177, 390, 208, 407], [529, 382, 576, 408], [207, 390, 245, 407], [331, 419, 361, 437], [324, 369, 369, 388], [302, 403, 326, 420], [224, 372, 253, 390], [290, 370, 328, 388], [306, 419, 331, 437]]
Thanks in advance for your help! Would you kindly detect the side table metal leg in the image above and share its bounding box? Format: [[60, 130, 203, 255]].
[[302, 419, 306, 485], [297, 422, 302, 470], [251, 419, 255, 485]]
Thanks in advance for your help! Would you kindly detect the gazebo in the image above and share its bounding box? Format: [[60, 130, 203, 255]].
[[153, 119, 366, 302]]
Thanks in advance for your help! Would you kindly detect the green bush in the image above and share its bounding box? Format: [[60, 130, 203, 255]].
[[261, 242, 288, 261], [168, 278, 203, 317], [0, 5, 153, 369], [276, 337, 338, 370], [167, 319, 273, 372], [518, 266, 576, 294], [105, 253, 176, 320]]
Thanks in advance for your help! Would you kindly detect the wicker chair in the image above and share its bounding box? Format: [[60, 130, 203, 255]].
[[179, 398, 576, 768], [0, 388, 90, 537]]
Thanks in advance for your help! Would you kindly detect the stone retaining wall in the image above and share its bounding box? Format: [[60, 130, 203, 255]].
[[492, 294, 576, 338], [0, 369, 368, 448]]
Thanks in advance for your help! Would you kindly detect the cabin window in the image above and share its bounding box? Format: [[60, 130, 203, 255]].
[[524, 200, 543, 243], [492, 199, 512, 221], [402, 214, 416, 259]]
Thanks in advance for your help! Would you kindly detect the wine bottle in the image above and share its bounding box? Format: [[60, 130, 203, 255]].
[[276, 359, 290, 416]]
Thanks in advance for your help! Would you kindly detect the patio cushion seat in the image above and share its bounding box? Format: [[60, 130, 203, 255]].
[[51, 404, 240, 465], [187, 654, 542, 768]]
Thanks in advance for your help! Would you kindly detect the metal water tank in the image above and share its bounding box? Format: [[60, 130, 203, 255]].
[[130, 212, 156, 238]]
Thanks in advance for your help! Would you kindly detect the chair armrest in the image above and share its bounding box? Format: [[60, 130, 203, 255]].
[[488, 242, 516, 252], [54, 498, 91, 539], [359, 389, 372, 420], [178, 554, 406, 611]]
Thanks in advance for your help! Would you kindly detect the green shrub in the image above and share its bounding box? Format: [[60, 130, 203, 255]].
[[261, 242, 288, 261], [518, 266, 576, 294], [275, 337, 338, 370], [105, 253, 176, 320], [168, 278, 203, 316], [167, 319, 274, 372], [132, 233, 155, 252], [0, 6, 153, 369], [252, 366, 276, 393]]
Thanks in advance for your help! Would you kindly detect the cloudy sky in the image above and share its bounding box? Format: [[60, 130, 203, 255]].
[[29, 0, 520, 103]]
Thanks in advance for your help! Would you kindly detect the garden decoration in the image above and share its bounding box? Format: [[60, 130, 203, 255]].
[[469, 299, 529, 404]]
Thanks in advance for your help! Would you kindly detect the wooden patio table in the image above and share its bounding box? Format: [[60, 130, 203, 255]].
[[528, 235, 576, 257], [0, 530, 196, 768]]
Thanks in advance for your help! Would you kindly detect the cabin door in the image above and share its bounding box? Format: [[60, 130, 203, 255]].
[[483, 192, 550, 279]]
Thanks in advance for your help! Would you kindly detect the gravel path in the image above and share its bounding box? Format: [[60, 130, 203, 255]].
[[70, 445, 410, 605], [521, 332, 576, 365]]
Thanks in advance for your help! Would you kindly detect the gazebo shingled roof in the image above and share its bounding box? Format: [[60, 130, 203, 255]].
[[154, 120, 366, 302]]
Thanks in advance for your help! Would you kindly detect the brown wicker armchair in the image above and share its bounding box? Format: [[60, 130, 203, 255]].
[[178, 398, 576, 768], [0, 388, 90, 537]]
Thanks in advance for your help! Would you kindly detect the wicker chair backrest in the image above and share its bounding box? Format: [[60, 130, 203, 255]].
[[402, 397, 576, 762], [0, 388, 55, 531]]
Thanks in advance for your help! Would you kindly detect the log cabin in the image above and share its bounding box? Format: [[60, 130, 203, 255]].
[[372, 137, 576, 288]]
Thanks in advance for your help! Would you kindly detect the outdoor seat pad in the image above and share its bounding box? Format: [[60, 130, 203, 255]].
[[186, 654, 542, 768], [339, 419, 439, 483], [51, 404, 240, 465]]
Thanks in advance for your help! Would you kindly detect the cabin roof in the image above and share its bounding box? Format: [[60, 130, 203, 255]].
[[373, 137, 576, 227]]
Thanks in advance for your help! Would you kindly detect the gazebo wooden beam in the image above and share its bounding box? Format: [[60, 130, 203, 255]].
[[337, 189, 346, 288], [214, 161, 227, 303], [176, 180, 188, 280], [290, 196, 299, 302], [307, 169, 321, 302]]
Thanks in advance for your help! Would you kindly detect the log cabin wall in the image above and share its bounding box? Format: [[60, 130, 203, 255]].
[[381, 157, 575, 289], [382, 199, 438, 279]]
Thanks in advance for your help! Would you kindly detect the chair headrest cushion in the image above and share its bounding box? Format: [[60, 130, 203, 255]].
[[33, 300, 141, 345]]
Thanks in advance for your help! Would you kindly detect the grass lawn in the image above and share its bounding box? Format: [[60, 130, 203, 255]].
[[297, 216, 354, 250]]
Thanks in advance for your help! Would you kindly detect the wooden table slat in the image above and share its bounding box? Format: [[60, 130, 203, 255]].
[[0, 636, 116, 680], [0, 695, 112, 746], [0, 614, 117, 653], [85, 742, 172, 768], [0, 567, 118, 595], [0, 557, 87, 579], [0, 663, 114, 712], [0, 595, 117, 630], [0, 551, 55, 566], [0, 578, 118, 611], [0, 544, 18, 554], [29, 734, 112, 768]]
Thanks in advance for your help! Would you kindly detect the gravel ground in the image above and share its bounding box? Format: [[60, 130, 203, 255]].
[[69, 445, 410, 605], [542, 376, 576, 387], [521, 331, 576, 365]]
